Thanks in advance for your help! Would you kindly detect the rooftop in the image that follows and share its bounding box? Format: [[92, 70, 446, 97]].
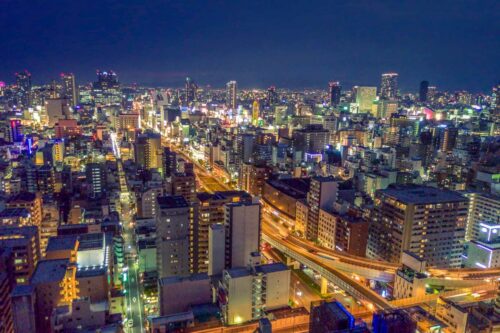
[[46, 235, 78, 252], [159, 273, 209, 286], [31, 259, 72, 285], [157, 195, 189, 209], [0, 207, 30, 218], [380, 185, 466, 204]]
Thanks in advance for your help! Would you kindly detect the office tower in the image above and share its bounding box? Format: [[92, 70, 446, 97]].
[[252, 100, 260, 125], [310, 301, 367, 333], [134, 132, 162, 170], [184, 77, 197, 105], [156, 196, 191, 278], [85, 163, 106, 199], [15, 70, 32, 107], [372, 309, 417, 333], [192, 191, 251, 274], [226, 80, 237, 110], [92, 70, 121, 105], [328, 81, 341, 107], [367, 185, 467, 268], [266, 86, 278, 106], [224, 201, 261, 270], [380, 73, 398, 99], [94, 70, 119, 90], [306, 176, 338, 241], [463, 192, 500, 241], [419, 80, 429, 102], [60, 73, 78, 107], [218, 263, 290, 325], [355, 86, 377, 113], [292, 124, 329, 156], [45, 98, 71, 126], [163, 146, 178, 178], [171, 165, 196, 203]]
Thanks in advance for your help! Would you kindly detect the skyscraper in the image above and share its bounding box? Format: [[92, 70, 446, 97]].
[[419, 80, 429, 102], [266, 86, 278, 106], [60, 73, 78, 107], [184, 77, 197, 105], [252, 100, 260, 125], [15, 70, 32, 107], [328, 81, 341, 107], [380, 73, 398, 99], [226, 81, 237, 110]]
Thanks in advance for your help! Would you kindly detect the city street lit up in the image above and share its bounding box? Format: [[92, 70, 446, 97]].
[[0, 1, 498, 333]]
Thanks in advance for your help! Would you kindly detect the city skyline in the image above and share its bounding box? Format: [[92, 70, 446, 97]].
[[1, 1, 499, 91]]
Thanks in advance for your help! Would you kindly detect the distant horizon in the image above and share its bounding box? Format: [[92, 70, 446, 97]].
[[1, 69, 497, 94]]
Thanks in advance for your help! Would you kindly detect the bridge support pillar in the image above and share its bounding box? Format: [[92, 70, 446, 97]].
[[320, 276, 328, 296]]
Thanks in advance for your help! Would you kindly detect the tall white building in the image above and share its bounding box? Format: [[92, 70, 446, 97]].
[[226, 81, 237, 110], [462, 191, 500, 241], [224, 201, 261, 269], [156, 196, 191, 278]]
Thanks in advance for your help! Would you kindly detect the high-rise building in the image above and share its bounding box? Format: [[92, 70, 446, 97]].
[[367, 185, 467, 268], [252, 100, 260, 125], [380, 73, 398, 99], [355, 86, 377, 113], [292, 124, 329, 156], [85, 163, 106, 199], [306, 176, 338, 241], [266, 86, 278, 106], [162, 146, 178, 178], [60, 73, 78, 107], [135, 132, 162, 170], [328, 81, 341, 107], [171, 166, 196, 203], [226, 81, 237, 110], [156, 196, 191, 278], [15, 70, 32, 107], [222, 201, 261, 271], [419, 80, 429, 102], [191, 191, 252, 274], [184, 77, 197, 105]]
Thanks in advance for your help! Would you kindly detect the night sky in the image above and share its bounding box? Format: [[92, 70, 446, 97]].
[[1, 0, 499, 91]]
